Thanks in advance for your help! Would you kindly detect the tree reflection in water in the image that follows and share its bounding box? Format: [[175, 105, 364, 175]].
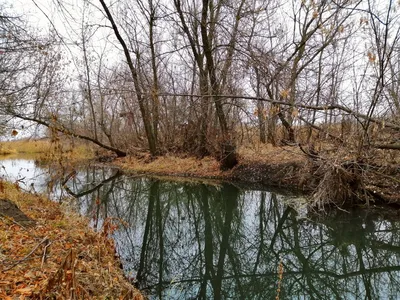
[[66, 169, 400, 299]]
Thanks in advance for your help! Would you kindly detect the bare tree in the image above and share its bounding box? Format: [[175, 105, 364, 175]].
[[99, 0, 159, 156]]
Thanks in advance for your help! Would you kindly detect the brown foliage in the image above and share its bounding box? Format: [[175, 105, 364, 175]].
[[0, 180, 144, 299]]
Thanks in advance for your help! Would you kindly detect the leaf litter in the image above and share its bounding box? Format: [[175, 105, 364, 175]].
[[0, 180, 144, 299]]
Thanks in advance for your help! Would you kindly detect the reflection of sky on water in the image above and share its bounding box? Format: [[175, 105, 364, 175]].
[[0, 159, 66, 200], [2, 158, 400, 299], [1, 159, 48, 190]]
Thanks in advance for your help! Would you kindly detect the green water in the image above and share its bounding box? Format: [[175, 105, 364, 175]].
[[2, 159, 400, 299]]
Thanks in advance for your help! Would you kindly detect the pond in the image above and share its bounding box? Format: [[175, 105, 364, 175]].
[[1, 158, 400, 299]]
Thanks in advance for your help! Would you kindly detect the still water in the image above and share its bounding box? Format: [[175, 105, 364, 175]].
[[1, 159, 400, 299]]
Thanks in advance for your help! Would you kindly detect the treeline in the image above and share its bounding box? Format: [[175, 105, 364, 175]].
[[1, 0, 399, 169]]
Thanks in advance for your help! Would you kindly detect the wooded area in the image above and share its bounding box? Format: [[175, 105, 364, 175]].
[[1, 2, 400, 296], [1, 0, 399, 172]]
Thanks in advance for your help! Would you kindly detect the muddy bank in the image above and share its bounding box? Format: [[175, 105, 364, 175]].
[[229, 161, 313, 191], [229, 159, 400, 207]]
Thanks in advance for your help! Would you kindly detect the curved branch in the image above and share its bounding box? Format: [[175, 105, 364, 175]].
[[372, 143, 400, 150], [63, 170, 123, 198], [12, 113, 127, 157]]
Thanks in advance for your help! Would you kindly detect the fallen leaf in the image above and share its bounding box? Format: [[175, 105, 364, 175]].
[[24, 271, 36, 279], [15, 287, 32, 296], [0, 293, 12, 300]]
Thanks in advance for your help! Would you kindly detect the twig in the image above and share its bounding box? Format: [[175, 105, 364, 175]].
[[61, 170, 77, 187], [298, 143, 323, 160], [371, 143, 400, 150], [275, 257, 284, 300], [42, 249, 76, 297], [41, 239, 52, 269], [297, 115, 344, 144], [2, 236, 49, 272], [77, 283, 90, 298], [369, 169, 400, 184]]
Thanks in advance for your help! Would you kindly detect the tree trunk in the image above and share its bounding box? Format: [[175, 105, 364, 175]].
[[99, 0, 158, 156], [255, 68, 266, 143], [200, 0, 238, 170]]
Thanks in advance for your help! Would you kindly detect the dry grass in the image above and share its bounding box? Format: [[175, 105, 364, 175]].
[[116, 155, 223, 178], [238, 143, 306, 165], [0, 139, 94, 161], [0, 145, 16, 156], [0, 139, 52, 154], [0, 180, 144, 299]]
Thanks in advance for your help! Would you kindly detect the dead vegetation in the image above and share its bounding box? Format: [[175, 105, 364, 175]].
[[0, 180, 144, 299], [310, 160, 363, 210], [113, 132, 400, 210], [0, 138, 94, 162], [115, 154, 222, 178], [3, 119, 400, 214]]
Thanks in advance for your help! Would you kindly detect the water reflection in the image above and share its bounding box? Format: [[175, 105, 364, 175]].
[[0, 159, 65, 198], [66, 170, 400, 299], [2, 160, 400, 299]]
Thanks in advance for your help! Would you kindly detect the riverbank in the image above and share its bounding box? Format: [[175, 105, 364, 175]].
[[114, 144, 400, 208], [1, 138, 399, 207], [0, 180, 144, 299], [1, 149, 399, 299]]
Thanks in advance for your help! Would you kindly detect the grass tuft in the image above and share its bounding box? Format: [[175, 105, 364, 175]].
[[310, 160, 363, 210]]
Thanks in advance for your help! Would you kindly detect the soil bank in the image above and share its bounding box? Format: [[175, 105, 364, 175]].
[[114, 148, 400, 207]]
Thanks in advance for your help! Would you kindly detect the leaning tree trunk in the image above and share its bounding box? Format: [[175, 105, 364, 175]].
[[99, 0, 158, 156]]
